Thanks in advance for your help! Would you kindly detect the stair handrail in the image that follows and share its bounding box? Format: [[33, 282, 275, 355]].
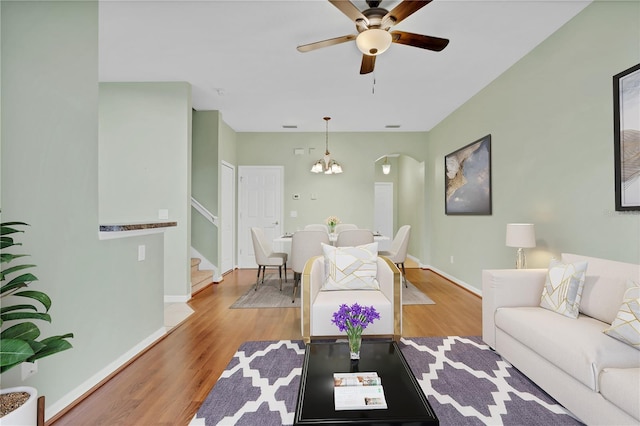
[[191, 196, 219, 227]]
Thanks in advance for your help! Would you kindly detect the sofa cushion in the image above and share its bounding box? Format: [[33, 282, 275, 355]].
[[540, 258, 588, 318], [599, 367, 640, 420], [495, 306, 640, 391], [321, 242, 379, 290], [562, 253, 640, 324], [603, 282, 640, 350], [311, 290, 392, 336]]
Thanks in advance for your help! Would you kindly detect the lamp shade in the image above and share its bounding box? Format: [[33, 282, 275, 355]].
[[356, 29, 392, 56], [506, 223, 536, 248]]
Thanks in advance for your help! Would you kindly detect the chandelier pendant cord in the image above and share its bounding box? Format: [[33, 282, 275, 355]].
[[325, 117, 330, 156]]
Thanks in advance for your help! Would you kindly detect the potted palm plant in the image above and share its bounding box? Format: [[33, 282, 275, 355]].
[[0, 221, 74, 424]]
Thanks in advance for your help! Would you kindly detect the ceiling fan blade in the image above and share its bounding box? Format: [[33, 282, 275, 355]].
[[297, 34, 357, 53], [383, 0, 432, 26], [391, 31, 449, 51], [360, 54, 376, 75], [329, 0, 369, 25]]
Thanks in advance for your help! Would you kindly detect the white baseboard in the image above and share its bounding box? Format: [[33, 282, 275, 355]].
[[408, 254, 421, 266], [46, 327, 167, 421], [165, 294, 190, 303], [423, 265, 482, 297]]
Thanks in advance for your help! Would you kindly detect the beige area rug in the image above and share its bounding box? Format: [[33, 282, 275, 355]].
[[229, 276, 434, 309]]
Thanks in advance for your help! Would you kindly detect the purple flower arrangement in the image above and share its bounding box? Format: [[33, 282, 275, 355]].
[[332, 303, 380, 333], [332, 303, 380, 359]]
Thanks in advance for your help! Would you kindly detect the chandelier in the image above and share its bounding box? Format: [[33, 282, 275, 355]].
[[311, 116, 343, 174]]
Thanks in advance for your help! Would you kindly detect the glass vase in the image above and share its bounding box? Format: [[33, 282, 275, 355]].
[[348, 332, 362, 360]]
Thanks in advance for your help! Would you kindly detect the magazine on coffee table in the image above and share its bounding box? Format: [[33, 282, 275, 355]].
[[333, 372, 387, 410]]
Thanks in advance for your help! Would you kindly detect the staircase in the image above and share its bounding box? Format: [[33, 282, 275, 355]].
[[191, 258, 214, 294]]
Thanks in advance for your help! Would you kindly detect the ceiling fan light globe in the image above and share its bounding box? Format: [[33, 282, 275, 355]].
[[356, 29, 392, 56]]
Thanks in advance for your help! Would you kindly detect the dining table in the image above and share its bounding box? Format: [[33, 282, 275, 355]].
[[273, 232, 390, 256]]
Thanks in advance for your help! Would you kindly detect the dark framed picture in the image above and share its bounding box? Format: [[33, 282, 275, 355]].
[[613, 63, 640, 211], [445, 134, 492, 215]]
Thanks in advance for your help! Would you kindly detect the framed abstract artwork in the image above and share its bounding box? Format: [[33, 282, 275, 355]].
[[613, 63, 640, 211], [445, 134, 492, 215]]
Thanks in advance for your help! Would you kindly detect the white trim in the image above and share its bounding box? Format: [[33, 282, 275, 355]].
[[407, 254, 421, 266], [424, 265, 482, 297], [191, 196, 218, 227], [45, 327, 166, 421], [164, 295, 190, 303], [220, 161, 236, 276]]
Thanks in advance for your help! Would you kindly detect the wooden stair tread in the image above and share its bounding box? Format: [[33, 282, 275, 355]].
[[191, 257, 214, 294], [192, 269, 212, 284]]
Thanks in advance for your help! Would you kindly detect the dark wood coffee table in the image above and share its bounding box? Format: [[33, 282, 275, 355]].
[[294, 340, 438, 425]]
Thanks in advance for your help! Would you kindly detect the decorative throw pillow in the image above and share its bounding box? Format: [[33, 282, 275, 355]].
[[539, 258, 588, 318], [321, 242, 379, 290], [603, 282, 640, 350]]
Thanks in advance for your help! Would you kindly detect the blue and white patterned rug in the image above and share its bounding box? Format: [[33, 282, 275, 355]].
[[193, 337, 582, 425]]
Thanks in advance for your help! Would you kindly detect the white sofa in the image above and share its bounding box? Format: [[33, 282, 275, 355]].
[[300, 255, 402, 343], [483, 253, 640, 425]]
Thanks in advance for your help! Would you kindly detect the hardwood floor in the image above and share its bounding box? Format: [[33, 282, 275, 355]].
[[50, 267, 482, 426]]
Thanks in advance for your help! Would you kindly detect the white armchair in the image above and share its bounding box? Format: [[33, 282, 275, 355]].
[[300, 255, 402, 343]]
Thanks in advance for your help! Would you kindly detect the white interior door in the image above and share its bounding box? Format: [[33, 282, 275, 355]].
[[374, 182, 393, 251], [220, 162, 235, 274], [238, 166, 284, 268]]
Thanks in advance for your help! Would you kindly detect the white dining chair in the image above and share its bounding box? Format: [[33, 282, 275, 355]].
[[379, 225, 411, 288], [304, 224, 329, 233], [289, 230, 330, 302], [335, 223, 358, 233], [250, 227, 288, 291], [336, 229, 374, 247]]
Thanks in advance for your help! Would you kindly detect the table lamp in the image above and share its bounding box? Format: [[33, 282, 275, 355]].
[[506, 223, 536, 269]]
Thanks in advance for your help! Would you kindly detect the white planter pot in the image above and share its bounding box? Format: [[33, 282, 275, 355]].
[[0, 386, 37, 426]]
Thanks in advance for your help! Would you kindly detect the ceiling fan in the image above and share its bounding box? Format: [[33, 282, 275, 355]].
[[297, 0, 449, 75]]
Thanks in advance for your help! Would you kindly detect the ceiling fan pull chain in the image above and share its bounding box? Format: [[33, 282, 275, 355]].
[[372, 76, 376, 95]]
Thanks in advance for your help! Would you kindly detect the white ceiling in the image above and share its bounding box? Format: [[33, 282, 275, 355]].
[[99, 0, 591, 132]]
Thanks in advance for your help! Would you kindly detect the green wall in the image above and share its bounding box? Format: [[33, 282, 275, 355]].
[[192, 110, 219, 265], [191, 110, 237, 273], [398, 155, 426, 260], [426, 0, 640, 289], [1, 1, 165, 417], [236, 132, 430, 261], [99, 82, 192, 298]]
